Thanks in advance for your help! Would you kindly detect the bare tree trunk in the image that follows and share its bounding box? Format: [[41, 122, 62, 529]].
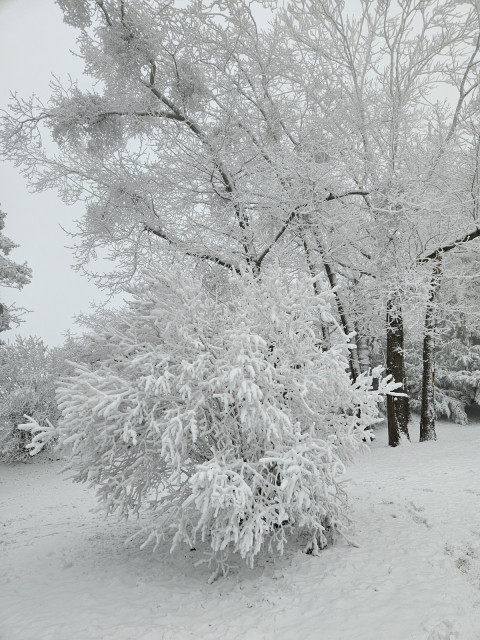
[[307, 230, 361, 380], [419, 255, 442, 442], [302, 237, 331, 350], [386, 297, 410, 446], [322, 258, 361, 380], [302, 220, 363, 379]]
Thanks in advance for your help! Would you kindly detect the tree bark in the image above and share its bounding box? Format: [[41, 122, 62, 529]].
[[386, 297, 410, 446], [307, 229, 361, 380], [355, 332, 371, 373], [419, 255, 442, 442], [302, 237, 332, 350]]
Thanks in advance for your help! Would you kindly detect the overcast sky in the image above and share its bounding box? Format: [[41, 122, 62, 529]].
[[0, 0, 108, 346]]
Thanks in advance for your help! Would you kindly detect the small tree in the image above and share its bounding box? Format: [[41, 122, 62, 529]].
[[25, 266, 395, 568]]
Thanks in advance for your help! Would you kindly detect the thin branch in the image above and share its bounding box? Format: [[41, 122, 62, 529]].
[[427, 34, 480, 179], [326, 190, 369, 201], [143, 84, 254, 261], [445, 36, 480, 147], [100, 109, 185, 121], [144, 224, 240, 273], [256, 189, 370, 269], [256, 207, 301, 269], [143, 86, 238, 196], [418, 226, 480, 263], [95, 0, 112, 27]]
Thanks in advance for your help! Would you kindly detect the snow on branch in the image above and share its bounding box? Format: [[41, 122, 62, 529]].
[[418, 227, 480, 263], [18, 416, 59, 456]]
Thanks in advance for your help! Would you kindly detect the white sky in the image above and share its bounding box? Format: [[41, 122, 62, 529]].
[[0, 0, 107, 346]]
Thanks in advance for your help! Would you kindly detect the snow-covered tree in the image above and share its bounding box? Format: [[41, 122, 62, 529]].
[[0, 0, 373, 381], [282, 0, 480, 444], [24, 266, 395, 568], [0, 207, 31, 332], [2, 0, 480, 449]]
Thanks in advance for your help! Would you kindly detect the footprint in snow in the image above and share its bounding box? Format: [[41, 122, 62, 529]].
[[406, 501, 431, 528], [408, 501, 426, 512], [425, 619, 458, 639]]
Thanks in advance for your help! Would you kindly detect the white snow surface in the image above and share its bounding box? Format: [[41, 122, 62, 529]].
[[1, 420, 479, 640]]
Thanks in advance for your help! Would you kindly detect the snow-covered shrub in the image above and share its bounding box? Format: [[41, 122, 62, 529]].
[[0, 337, 59, 462], [26, 267, 394, 566], [0, 333, 95, 461]]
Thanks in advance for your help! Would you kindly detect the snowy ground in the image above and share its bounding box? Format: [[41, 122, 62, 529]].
[[1, 419, 480, 640]]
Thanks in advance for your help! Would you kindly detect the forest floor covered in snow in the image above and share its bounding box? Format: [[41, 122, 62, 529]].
[[1, 419, 480, 640]]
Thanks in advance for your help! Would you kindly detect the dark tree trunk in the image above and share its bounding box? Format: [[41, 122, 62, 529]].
[[419, 255, 442, 442], [303, 238, 331, 351], [317, 250, 361, 381], [303, 223, 361, 380], [419, 308, 436, 442], [386, 297, 410, 446]]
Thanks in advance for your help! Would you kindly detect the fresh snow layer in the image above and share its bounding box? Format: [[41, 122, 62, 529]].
[[1, 419, 479, 640]]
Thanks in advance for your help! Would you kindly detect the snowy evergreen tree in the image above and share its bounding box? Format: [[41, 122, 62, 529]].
[[0, 207, 31, 332]]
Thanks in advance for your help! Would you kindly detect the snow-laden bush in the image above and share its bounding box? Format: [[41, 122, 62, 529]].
[[0, 333, 99, 462], [0, 337, 59, 462], [24, 267, 395, 567]]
